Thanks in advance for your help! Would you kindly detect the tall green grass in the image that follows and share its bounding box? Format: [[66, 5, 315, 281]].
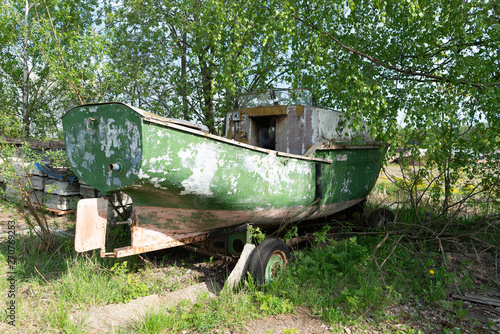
[[259, 235, 476, 327]]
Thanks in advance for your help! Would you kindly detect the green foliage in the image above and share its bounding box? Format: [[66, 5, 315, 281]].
[[44, 301, 85, 333], [250, 226, 266, 245], [263, 237, 392, 324], [426, 268, 455, 303], [1, 1, 498, 214], [282, 329, 299, 334], [293, 237, 369, 277], [104, 0, 293, 132], [261, 234, 481, 326], [0, 0, 102, 138], [454, 300, 468, 323], [312, 225, 330, 245], [0, 144, 52, 246], [108, 261, 150, 304], [106, 223, 131, 251], [282, 225, 298, 243], [133, 308, 179, 334], [253, 291, 295, 316]]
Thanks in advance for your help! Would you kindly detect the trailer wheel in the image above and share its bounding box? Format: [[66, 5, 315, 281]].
[[368, 208, 395, 228], [348, 199, 366, 221], [248, 238, 290, 285]]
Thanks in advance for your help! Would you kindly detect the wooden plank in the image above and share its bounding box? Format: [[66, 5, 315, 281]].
[[1, 136, 65, 149], [452, 293, 500, 307]]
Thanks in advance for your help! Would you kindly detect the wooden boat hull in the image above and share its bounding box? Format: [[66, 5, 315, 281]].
[[63, 102, 384, 256]]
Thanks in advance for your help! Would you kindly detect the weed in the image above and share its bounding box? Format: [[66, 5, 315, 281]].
[[164, 274, 180, 291], [312, 225, 330, 245], [253, 291, 295, 315], [106, 224, 131, 251], [45, 301, 85, 333], [109, 261, 150, 303], [321, 306, 353, 325], [426, 268, 455, 303], [189, 251, 198, 261], [129, 287, 257, 333], [263, 237, 392, 325], [54, 257, 121, 307], [133, 308, 183, 334], [250, 226, 266, 244], [282, 225, 298, 243], [0, 252, 6, 290], [454, 300, 468, 323]]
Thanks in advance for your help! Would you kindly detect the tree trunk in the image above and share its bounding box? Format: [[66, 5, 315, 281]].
[[181, 32, 188, 120], [441, 164, 451, 217], [22, 0, 30, 137], [199, 55, 215, 133]]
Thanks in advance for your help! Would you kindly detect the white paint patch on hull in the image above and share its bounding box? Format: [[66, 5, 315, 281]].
[[178, 142, 221, 196]]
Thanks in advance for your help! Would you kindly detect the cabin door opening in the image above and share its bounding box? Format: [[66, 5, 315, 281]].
[[250, 116, 277, 150]]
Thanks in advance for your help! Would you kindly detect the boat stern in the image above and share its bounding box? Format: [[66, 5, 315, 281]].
[[62, 102, 144, 194]]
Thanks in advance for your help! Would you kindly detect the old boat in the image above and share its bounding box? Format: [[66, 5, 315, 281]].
[[63, 89, 385, 272]]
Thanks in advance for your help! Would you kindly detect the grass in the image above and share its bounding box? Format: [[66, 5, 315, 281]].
[[1, 170, 499, 334], [0, 227, 495, 333], [263, 238, 395, 323], [0, 222, 210, 332], [126, 287, 259, 333]]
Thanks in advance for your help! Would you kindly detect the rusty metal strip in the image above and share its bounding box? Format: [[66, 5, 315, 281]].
[[181, 244, 237, 263], [237, 105, 287, 117], [110, 234, 208, 258]]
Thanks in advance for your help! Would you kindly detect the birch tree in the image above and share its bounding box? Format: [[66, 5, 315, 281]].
[[0, 0, 102, 138], [280, 0, 499, 216], [106, 0, 291, 132]]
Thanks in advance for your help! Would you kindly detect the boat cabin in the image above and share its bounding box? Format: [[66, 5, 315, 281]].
[[225, 89, 373, 155]]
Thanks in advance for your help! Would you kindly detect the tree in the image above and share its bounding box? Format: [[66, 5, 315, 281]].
[[0, 0, 52, 137], [0, 0, 102, 138], [105, 0, 292, 133], [272, 0, 499, 216]]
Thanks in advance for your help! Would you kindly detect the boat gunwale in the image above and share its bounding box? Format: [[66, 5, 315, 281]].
[[64, 102, 386, 165], [142, 115, 334, 164]]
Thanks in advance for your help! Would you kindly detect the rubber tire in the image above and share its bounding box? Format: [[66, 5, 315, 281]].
[[347, 200, 366, 221], [368, 208, 395, 228], [248, 238, 290, 285]]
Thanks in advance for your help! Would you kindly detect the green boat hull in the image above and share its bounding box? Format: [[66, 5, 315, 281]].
[[63, 103, 383, 235]]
